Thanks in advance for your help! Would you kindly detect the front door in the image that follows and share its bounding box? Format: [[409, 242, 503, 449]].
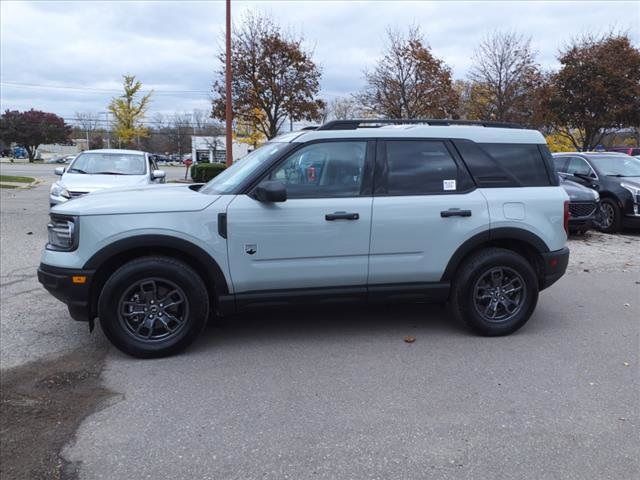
[[226, 140, 374, 293]]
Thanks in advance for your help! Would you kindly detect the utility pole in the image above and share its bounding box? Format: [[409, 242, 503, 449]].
[[225, 0, 233, 166]]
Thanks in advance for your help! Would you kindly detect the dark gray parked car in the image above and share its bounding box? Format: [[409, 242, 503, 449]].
[[559, 176, 600, 234]]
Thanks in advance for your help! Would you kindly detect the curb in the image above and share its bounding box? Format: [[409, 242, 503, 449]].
[[0, 178, 42, 190]]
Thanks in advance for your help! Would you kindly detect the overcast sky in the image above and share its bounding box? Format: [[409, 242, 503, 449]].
[[1, 0, 638, 122]]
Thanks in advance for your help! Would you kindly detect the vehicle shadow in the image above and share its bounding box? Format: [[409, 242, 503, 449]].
[[191, 302, 464, 352]]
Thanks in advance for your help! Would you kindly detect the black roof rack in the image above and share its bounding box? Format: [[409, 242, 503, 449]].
[[316, 119, 522, 130], [300, 125, 320, 131]]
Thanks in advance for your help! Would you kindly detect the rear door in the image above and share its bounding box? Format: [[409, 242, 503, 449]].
[[226, 140, 374, 293], [368, 139, 489, 285]]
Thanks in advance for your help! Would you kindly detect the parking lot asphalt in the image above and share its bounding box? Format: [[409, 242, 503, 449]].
[[1, 182, 639, 479]]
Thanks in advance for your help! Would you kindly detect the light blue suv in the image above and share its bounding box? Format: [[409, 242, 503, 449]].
[[38, 119, 570, 358]]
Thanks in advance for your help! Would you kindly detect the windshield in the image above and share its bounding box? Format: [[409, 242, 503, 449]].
[[589, 155, 640, 177], [199, 142, 290, 194], [67, 152, 146, 175]]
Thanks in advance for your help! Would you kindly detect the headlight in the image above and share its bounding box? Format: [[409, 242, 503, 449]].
[[593, 190, 600, 201], [620, 182, 640, 199], [50, 182, 70, 198], [47, 215, 78, 251]]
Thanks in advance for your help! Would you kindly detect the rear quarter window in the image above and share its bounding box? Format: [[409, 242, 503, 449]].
[[452, 139, 554, 187], [479, 143, 552, 187]]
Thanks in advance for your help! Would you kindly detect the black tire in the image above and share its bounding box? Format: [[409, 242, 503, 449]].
[[450, 248, 539, 336], [598, 198, 621, 233], [98, 256, 209, 358]]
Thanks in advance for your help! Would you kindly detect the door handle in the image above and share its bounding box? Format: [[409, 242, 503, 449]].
[[440, 208, 472, 218], [325, 211, 359, 221]]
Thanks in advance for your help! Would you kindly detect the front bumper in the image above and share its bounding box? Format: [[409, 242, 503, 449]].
[[49, 194, 68, 207], [568, 201, 598, 231], [37, 263, 94, 321], [539, 247, 570, 290], [622, 214, 640, 229]]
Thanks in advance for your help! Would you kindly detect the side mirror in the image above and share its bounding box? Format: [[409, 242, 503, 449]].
[[255, 180, 287, 202], [152, 170, 166, 180], [54, 167, 65, 176]]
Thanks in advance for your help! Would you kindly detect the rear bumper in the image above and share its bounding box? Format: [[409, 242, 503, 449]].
[[37, 264, 94, 321], [539, 247, 570, 290]]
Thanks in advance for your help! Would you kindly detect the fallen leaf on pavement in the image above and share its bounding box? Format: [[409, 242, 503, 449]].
[[404, 336, 416, 343]]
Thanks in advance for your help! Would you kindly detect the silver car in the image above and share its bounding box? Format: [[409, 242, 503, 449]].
[[50, 149, 165, 206]]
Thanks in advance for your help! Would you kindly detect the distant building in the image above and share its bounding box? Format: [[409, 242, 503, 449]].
[[191, 136, 250, 164]]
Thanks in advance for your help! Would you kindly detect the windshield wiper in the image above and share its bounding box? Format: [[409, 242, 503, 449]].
[[93, 171, 126, 175], [67, 168, 87, 174], [606, 174, 630, 177]]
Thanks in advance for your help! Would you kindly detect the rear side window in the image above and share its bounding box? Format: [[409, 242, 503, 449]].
[[382, 140, 470, 195], [478, 143, 551, 187]]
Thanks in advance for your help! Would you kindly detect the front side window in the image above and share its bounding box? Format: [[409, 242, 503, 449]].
[[384, 140, 461, 195], [67, 153, 146, 175], [269, 141, 367, 198]]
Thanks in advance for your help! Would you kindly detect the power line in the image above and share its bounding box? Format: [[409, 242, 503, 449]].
[[0, 81, 212, 97]]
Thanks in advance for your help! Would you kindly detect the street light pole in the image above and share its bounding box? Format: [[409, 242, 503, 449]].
[[225, 0, 233, 166]]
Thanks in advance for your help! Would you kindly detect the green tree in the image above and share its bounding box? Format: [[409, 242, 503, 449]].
[[0, 109, 71, 162], [108, 75, 152, 147], [545, 33, 640, 151]]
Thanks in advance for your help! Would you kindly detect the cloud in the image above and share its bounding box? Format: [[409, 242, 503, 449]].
[[1, 0, 638, 118]]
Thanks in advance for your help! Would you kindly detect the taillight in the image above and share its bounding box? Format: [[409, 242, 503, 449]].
[[563, 201, 570, 236]]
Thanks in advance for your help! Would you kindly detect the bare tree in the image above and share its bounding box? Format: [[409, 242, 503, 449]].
[[75, 112, 101, 148], [326, 97, 362, 120], [358, 27, 459, 119], [467, 31, 543, 126]]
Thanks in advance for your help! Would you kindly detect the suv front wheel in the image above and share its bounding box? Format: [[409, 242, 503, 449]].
[[98, 256, 209, 358], [450, 248, 539, 336]]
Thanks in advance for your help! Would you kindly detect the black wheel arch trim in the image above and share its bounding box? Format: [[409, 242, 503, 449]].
[[441, 228, 550, 282], [83, 235, 230, 297]]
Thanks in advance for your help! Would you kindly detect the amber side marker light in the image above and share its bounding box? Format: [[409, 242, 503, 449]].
[[72, 276, 87, 284]]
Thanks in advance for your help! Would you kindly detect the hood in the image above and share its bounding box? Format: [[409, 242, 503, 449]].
[[560, 178, 598, 202], [59, 173, 150, 192], [52, 183, 220, 216], [611, 176, 640, 186]]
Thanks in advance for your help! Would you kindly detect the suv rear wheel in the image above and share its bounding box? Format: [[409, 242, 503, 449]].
[[450, 248, 538, 336], [98, 256, 209, 358]]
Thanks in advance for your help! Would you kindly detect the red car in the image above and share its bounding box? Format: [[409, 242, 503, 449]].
[[609, 146, 640, 156]]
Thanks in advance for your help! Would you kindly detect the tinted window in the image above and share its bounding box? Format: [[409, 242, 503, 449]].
[[478, 143, 551, 186], [270, 141, 367, 198], [384, 141, 462, 195]]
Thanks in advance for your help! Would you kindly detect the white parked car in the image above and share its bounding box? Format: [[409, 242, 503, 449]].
[[50, 149, 165, 206], [39, 120, 570, 358]]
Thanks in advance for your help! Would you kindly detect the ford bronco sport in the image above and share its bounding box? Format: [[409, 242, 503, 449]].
[[38, 119, 570, 358]]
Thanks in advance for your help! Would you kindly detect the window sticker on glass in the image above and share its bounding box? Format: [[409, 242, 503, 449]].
[[443, 179, 457, 191]]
